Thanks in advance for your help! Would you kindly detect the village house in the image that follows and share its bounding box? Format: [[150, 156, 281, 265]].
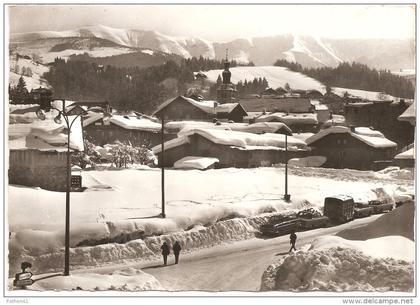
[[83, 112, 173, 148], [8, 103, 84, 191], [305, 126, 397, 170], [165, 120, 293, 136], [260, 87, 281, 98], [152, 128, 309, 168], [153, 95, 248, 123], [305, 89, 324, 100], [239, 96, 314, 113], [255, 112, 319, 133], [343, 99, 414, 148], [394, 145, 415, 168]]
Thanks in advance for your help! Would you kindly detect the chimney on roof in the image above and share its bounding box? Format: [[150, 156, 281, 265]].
[[349, 125, 356, 133], [214, 101, 218, 108]]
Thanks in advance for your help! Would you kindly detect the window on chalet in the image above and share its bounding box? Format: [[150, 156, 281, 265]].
[[343, 139, 347, 144], [337, 139, 341, 144]]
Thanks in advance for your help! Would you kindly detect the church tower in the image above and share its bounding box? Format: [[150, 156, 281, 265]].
[[216, 49, 237, 104]]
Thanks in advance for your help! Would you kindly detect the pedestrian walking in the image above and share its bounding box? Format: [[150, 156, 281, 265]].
[[161, 241, 170, 265], [173, 241, 182, 264], [289, 231, 297, 252]]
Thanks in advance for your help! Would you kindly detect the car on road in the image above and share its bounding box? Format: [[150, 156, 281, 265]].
[[368, 200, 393, 214], [353, 202, 374, 218], [260, 215, 300, 237], [296, 208, 329, 230]]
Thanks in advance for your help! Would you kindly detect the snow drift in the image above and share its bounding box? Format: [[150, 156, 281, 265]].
[[174, 156, 219, 170], [337, 201, 414, 241], [26, 268, 163, 291], [8, 212, 293, 275], [260, 247, 414, 292]]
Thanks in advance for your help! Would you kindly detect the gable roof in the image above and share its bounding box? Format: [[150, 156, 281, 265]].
[[152, 128, 307, 154], [306, 126, 397, 149], [153, 95, 247, 117], [398, 103, 415, 125], [256, 112, 318, 125]]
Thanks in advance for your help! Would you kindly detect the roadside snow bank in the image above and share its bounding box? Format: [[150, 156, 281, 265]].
[[337, 201, 414, 241], [309, 235, 414, 262], [8, 212, 294, 275], [27, 268, 163, 291], [261, 248, 413, 292]]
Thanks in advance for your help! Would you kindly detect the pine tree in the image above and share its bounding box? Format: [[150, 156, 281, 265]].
[[13, 76, 29, 104]]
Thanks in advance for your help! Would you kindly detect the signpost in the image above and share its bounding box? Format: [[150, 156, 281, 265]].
[[13, 272, 34, 288]]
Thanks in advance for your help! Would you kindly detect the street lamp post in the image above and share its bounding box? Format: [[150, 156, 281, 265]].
[[284, 133, 290, 202], [160, 117, 166, 218], [36, 99, 87, 276]]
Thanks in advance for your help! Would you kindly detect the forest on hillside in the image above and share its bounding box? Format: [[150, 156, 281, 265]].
[[274, 59, 415, 99], [40, 56, 253, 113]]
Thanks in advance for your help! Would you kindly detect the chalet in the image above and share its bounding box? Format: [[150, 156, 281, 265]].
[[152, 128, 309, 168], [398, 103, 415, 126], [275, 87, 288, 95], [8, 103, 84, 191], [255, 112, 318, 133], [83, 112, 173, 148], [165, 120, 292, 136], [394, 145, 415, 168], [310, 101, 330, 124], [343, 99, 414, 148], [306, 126, 397, 170], [239, 97, 314, 113], [260, 87, 280, 98], [306, 89, 324, 100], [153, 95, 248, 123]]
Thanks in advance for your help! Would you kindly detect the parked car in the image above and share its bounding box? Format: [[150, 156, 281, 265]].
[[324, 195, 354, 223], [260, 218, 300, 236], [368, 200, 393, 214], [353, 202, 374, 218], [296, 208, 329, 229]]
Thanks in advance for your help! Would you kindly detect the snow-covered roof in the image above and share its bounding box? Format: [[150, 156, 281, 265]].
[[395, 147, 415, 160], [398, 103, 415, 125], [164, 121, 291, 135], [153, 95, 244, 116], [315, 104, 329, 111], [83, 112, 162, 132], [8, 105, 84, 152], [109, 115, 161, 132], [256, 112, 318, 125], [152, 128, 308, 154], [306, 126, 397, 149], [152, 136, 190, 154], [174, 156, 219, 170], [232, 122, 292, 135]]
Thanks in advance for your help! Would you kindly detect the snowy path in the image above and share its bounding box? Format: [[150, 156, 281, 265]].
[[77, 215, 380, 291]]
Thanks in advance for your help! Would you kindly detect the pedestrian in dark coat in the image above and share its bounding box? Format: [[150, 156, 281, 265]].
[[173, 241, 182, 264], [161, 241, 170, 265], [289, 231, 297, 252]]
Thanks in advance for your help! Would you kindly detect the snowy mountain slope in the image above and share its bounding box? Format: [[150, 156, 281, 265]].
[[10, 24, 415, 69], [8, 56, 50, 90]]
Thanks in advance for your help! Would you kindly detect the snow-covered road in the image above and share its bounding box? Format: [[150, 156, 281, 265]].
[[76, 215, 380, 291]]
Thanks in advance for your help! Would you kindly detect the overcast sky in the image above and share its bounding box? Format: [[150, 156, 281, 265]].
[[8, 4, 415, 41]]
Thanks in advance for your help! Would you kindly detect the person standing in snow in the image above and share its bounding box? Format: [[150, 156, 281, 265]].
[[289, 231, 297, 252], [161, 241, 170, 266], [173, 241, 182, 264]]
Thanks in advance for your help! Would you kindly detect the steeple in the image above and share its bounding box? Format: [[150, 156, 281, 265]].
[[216, 48, 237, 104], [222, 48, 231, 84]]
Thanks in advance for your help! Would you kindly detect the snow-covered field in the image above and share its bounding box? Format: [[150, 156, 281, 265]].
[[260, 201, 415, 292], [203, 66, 325, 92], [8, 166, 413, 276], [203, 66, 403, 100]]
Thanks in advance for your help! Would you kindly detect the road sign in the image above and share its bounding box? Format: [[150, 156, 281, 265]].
[[13, 279, 34, 287]]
